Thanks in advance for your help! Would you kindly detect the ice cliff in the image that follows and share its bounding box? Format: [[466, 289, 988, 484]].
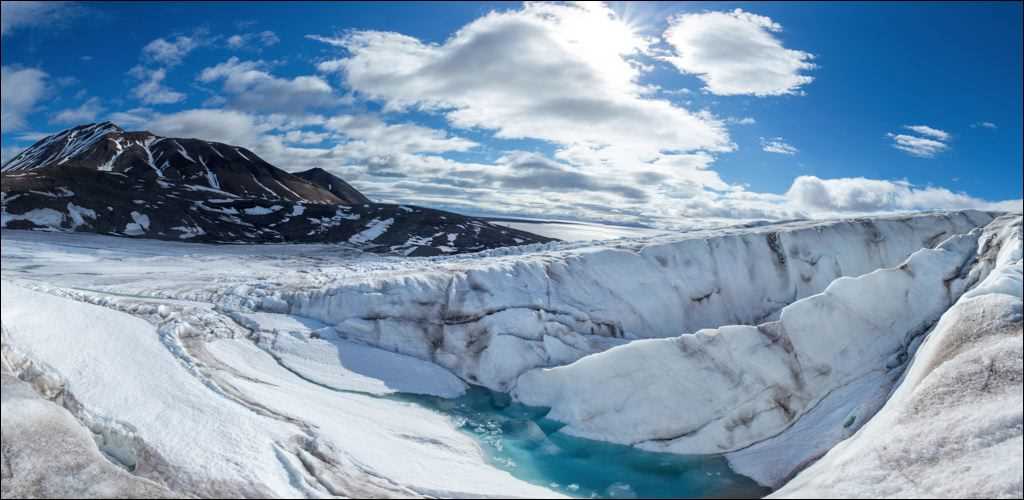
[[276, 211, 994, 392], [512, 213, 1021, 489]]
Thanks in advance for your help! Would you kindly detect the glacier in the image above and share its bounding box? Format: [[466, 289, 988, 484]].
[[1, 209, 1021, 498], [514, 213, 1021, 488], [276, 211, 992, 392]]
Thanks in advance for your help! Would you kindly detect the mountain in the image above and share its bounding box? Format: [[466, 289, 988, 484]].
[[1, 123, 551, 255], [293, 167, 370, 205]]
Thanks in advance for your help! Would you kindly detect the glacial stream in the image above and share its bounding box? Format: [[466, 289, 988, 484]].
[[401, 388, 770, 499]]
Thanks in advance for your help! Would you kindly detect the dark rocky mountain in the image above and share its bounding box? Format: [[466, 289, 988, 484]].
[[293, 167, 370, 205], [1, 123, 551, 256]]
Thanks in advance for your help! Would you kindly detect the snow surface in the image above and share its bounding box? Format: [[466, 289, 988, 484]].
[[0, 372, 176, 498], [0, 281, 560, 498], [492, 219, 672, 241], [228, 311, 467, 397]]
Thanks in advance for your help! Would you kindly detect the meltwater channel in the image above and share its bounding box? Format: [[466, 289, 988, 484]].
[[399, 387, 770, 499]]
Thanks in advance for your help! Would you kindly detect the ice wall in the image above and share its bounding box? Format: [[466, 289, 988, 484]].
[[513, 214, 1021, 487], [773, 215, 1022, 498], [280, 211, 994, 391]]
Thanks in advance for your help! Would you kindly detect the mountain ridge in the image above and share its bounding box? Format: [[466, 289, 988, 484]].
[[1, 122, 551, 255]]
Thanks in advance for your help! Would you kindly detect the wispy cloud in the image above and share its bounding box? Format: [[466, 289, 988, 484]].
[[761, 137, 798, 155], [971, 121, 997, 129], [227, 31, 279, 50], [903, 124, 950, 142], [888, 124, 951, 158], [1, 1, 80, 37], [128, 66, 186, 105], [197, 57, 336, 114], [727, 117, 756, 125], [50, 96, 105, 124], [142, 31, 210, 67]]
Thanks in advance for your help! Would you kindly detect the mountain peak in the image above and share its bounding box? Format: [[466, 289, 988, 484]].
[[1, 122, 357, 205], [294, 167, 371, 205], [78, 121, 125, 133]]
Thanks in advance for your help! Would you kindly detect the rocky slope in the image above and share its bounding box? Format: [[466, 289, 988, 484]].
[[1, 123, 549, 255]]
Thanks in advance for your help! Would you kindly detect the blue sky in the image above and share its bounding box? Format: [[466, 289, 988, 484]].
[[2, 1, 1021, 226]]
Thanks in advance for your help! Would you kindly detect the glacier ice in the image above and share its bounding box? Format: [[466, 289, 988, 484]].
[[277, 211, 992, 391], [1, 209, 1020, 498], [772, 214, 1022, 498], [512, 213, 1022, 488]]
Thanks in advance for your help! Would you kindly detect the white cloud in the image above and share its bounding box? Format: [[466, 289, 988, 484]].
[[1, 66, 49, 132], [971, 121, 997, 129], [142, 33, 206, 66], [786, 175, 1019, 213], [761, 136, 798, 155], [198, 57, 336, 114], [100, 106, 1018, 226], [50, 96, 105, 124], [106, 107, 149, 129], [727, 117, 756, 125], [227, 30, 279, 49], [903, 124, 950, 142], [310, 2, 731, 166], [282, 130, 329, 145], [663, 9, 815, 96], [143, 108, 276, 146], [324, 114, 477, 155], [129, 66, 186, 105], [887, 132, 949, 158], [1, 1, 77, 36]]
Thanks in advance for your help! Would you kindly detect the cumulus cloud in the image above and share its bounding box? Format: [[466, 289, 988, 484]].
[[310, 2, 731, 166], [50, 96, 105, 124], [786, 175, 1019, 213], [1, 1, 78, 36], [128, 66, 186, 105], [761, 136, 798, 155], [227, 30, 279, 49], [198, 57, 336, 114], [663, 9, 815, 96], [2, 66, 49, 132], [903, 124, 950, 142]]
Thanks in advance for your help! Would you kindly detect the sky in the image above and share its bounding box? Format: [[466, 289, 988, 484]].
[[2, 1, 1021, 227]]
